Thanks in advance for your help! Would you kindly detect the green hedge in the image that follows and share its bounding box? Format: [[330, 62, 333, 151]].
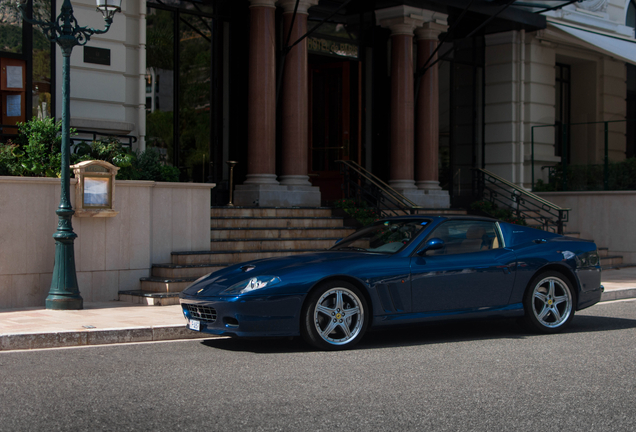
[[0, 118, 179, 182]]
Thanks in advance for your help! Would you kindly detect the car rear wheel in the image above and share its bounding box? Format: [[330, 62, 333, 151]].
[[301, 280, 368, 350], [523, 271, 575, 333]]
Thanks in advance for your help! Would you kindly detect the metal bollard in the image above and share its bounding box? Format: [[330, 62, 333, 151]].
[[226, 160, 238, 206]]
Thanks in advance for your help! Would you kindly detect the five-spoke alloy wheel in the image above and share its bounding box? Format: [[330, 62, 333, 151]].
[[523, 271, 575, 333], [301, 280, 368, 350]]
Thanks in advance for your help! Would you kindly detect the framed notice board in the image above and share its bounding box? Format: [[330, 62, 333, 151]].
[[1, 58, 26, 133]]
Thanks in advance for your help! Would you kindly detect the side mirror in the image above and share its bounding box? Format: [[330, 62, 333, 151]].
[[417, 238, 444, 256]]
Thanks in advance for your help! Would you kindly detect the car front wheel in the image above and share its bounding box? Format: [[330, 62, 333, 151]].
[[301, 280, 368, 350], [523, 271, 575, 333]]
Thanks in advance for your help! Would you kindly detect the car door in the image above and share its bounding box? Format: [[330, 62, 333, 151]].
[[410, 220, 517, 313]]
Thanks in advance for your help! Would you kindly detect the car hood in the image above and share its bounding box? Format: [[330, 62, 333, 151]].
[[181, 251, 378, 297]]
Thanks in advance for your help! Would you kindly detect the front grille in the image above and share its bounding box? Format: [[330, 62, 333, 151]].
[[184, 304, 217, 323]]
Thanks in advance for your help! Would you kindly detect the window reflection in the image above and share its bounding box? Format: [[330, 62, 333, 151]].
[[0, 3, 23, 54]]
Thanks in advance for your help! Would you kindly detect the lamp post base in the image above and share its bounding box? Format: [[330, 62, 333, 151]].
[[45, 294, 83, 310]]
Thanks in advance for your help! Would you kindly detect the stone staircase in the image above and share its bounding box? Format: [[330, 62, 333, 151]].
[[118, 207, 356, 306]]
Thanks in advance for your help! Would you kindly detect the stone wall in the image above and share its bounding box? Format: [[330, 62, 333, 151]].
[[538, 191, 636, 264], [0, 177, 214, 308]]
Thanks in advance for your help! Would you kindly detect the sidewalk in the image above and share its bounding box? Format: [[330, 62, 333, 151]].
[[2, 268, 635, 351]]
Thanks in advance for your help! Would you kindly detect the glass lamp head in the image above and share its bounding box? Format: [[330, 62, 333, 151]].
[[96, 0, 122, 19]]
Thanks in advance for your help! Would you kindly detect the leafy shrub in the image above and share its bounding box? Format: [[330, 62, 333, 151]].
[[73, 139, 179, 182], [0, 117, 66, 177], [470, 200, 527, 225], [333, 199, 380, 227], [0, 118, 180, 182]]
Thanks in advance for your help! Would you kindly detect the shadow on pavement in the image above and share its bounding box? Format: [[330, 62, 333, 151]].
[[199, 314, 636, 354]]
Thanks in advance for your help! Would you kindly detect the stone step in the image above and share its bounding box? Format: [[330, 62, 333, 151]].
[[210, 238, 338, 251], [564, 232, 580, 238], [118, 290, 180, 306], [210, 206, 333, 218], [171, 249, 321, 265], [211, 216, 345, 229], [601, 255, 623, 267], [152, 263, 228, 279], [598, 247, 608, 258], [140, 277, 196, 293], [210, 227, 356, 240]]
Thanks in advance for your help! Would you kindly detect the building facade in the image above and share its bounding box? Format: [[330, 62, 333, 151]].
[[1, 0, 635, 208]]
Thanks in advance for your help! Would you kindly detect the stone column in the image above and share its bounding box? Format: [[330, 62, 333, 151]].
[[414, 22, 450, 208], [383, 18, 421, 193], [276, 0, 321, 206], [235, 0, 286, 206]]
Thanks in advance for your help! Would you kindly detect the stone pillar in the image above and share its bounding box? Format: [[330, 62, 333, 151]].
[[382, 18, 421, 193], [276, 0, 321, 206], [235, 0, 286, 206], [414, 22, 450, 208]]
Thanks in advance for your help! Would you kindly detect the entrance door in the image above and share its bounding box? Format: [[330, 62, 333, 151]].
[[309, 61, 358, 202]]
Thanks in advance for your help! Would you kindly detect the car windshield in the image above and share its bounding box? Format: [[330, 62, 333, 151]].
[[330, 219, 431, 254]]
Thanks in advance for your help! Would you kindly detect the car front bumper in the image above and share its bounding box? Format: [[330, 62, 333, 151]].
[[179, 293, 305, 338]]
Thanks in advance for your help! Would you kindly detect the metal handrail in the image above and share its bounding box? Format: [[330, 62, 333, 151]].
[[337, 160, 421, 208], [72, 129, 137, 148], [474, 168, 570, 234], [474, 168, 569, 212], [336, 160, 423, 217]]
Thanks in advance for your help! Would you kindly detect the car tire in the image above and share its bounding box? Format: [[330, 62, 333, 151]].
[[301, 280, 369, 350], [522, 271, 575, 333]]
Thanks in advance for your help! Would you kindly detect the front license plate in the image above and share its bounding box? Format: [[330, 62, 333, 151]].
[[188, 319, 200, 331]]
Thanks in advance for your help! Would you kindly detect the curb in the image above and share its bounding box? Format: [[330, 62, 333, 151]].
[[600, 287, 636, 302], [1, 289, 634, 352], [0, 324, 212, 351]]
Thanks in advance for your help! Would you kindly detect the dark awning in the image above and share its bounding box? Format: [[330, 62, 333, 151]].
[[308, 0, 582, 36]]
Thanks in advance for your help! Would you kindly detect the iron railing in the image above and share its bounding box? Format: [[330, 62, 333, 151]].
[[71, 129, 137, 149], [531, 119, 634, 191], [474, 168, 569, 234], [1, 125, 137, 149], [336, 160, 423, 217]]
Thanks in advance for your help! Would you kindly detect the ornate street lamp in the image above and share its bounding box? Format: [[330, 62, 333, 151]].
[[16, 0, 122, 310]]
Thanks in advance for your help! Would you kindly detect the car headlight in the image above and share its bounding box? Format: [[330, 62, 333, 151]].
[[223, 276, 282, 295]]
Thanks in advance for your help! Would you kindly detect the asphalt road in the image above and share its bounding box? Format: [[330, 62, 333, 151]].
[[1, 299, 635, 432]]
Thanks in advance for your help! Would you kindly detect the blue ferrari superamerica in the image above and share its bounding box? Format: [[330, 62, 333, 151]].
[[179, 216, 603, 350]]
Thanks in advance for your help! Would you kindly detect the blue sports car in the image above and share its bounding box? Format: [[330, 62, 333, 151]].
[[179, 216, 603, 350]]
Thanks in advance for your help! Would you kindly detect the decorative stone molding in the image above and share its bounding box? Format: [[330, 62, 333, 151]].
[[415, 22, 448, 41], [70, 117, 134, 135], [249, 0, 276, 8], [379, 16, 423, 36], [377, 5, 448, 36], [576, 0, 608, 13], [277, 0, 318, 14], [376, 5, 447, 26]]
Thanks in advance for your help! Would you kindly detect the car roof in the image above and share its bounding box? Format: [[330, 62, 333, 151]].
[[381, 215, 498, 223]]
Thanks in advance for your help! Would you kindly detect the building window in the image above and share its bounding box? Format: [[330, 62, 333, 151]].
[[555, 63, 571, 160], [146, 1, 219, 182], [0, 0, 54, 130], [626, 1, 636, 158], [627, 0, 636, 29]]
